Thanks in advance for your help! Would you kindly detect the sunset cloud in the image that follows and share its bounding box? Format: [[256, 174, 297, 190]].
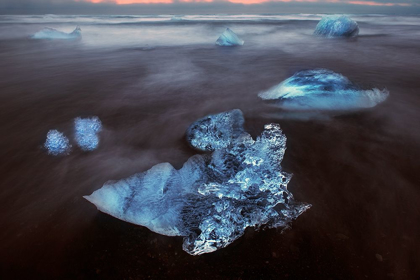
[[346, 0, 411, 6], [80, 0, 416, 6]]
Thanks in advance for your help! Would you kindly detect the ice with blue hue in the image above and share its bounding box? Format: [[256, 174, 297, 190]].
[[32, 26, 82, 40], [259, 69, 389, 111], [74, 117, 102, 151], [216, 28, 244, 46], [44, 130, 71, 156], [186, 109, 245, 152], [84, 123, 310, 255], [314, 15, 359, 38]]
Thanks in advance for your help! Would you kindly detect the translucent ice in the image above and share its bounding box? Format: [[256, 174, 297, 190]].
[[314, 15, 359, 38], [85, 123, 310, 255], [216, 28, 244, 46], [32, 26, 82, 40], [44, 130, 71, 156], [74, 117, 102, 151], [186, 109, 245, 152], [258, 69, 389, 111]]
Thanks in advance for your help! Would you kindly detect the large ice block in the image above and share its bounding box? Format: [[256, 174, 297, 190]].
[[85, 123, 310, 255], [258, 69, 389, 111]]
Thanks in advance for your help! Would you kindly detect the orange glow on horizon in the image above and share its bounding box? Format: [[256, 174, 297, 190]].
[[347, 1, 391, 5], [179, 0, 213, 2], [115, 0, 172, 3], [347, 1, 410, 6], [227, 0, 270, 4], [84, 0, 413, 7]]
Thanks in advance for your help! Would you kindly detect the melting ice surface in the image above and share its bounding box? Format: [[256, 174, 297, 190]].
[[186, 109, 245, 152], [32, 26, 82, 40], [314, 15, 359, 38], [259, 69, 389, 111], [74, 117, 102, 151], [44, 130, 71, 156], [216, 28, 244, 46], [85, 123, 310, 255]]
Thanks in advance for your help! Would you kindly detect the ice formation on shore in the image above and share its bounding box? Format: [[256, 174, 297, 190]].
[[216, 28, 244, 46], [44, 130, 71, 156], [259, 69, 389, 111], [32, 26, 82, 40], [74, 117, 102, 151], [85, 123, 310, 255], [186, 109, 245, 152], [314, 15, 359, 38]]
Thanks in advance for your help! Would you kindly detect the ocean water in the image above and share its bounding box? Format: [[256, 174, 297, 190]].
[[0, 14, 419, 279]]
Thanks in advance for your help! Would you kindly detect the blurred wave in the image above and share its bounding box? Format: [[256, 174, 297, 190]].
[[0, 14, 420, 279]]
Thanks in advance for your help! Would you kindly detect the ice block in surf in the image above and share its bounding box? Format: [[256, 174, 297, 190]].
[[32, 26, 82, 40], [74, 117, 102, 151], [216, 28, 244, 46], [258, 69, 389, 111], [314, 15, 359, 38], [44, 130, 71, 156]]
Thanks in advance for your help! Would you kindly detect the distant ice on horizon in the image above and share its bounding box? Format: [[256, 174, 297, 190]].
[[32, 26, 82, 40]]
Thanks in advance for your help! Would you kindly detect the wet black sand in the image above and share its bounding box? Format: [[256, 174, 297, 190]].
[[0, 18, 420, 279]]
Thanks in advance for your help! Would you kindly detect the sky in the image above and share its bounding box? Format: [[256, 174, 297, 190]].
[[1, 0, 419, 14]]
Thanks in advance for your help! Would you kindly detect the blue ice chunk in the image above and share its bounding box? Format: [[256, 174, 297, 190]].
[[314, 15, 359, 38], [186, 109, 245, 152], [84, 123, 310, 255], [74, 117, 102, 151], [216, 28, 244, 46], [44, 130, 71, 156], [32, 26, 82, 40], [258, 69, 389, 111]]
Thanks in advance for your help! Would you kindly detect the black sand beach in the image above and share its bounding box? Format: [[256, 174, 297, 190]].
[[0, 15, 419, 279]]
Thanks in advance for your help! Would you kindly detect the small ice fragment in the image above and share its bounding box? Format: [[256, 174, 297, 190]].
[[186, 109, 245, 152], [314, 15, 359, 38], [44, 130, 71, 156], [258, 69, 389, 111], [32, 26, 82, 40], [216, 28, 244, 46], [85, 123, 310, 255], [74, 117, 102, 151], [171, 16, 183, 21]]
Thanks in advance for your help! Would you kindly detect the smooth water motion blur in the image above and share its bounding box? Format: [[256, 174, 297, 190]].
[[32, 26, 82, 40], [74, 117, 102, 151], [2, 14, 420, 279], [314, 15, 359, 38], [85, 123, 310, 255], [44, 130, 71, 156], [216, 28, 244, 46], [258, 69, 389, 111], [186, 109, 245, 152]]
